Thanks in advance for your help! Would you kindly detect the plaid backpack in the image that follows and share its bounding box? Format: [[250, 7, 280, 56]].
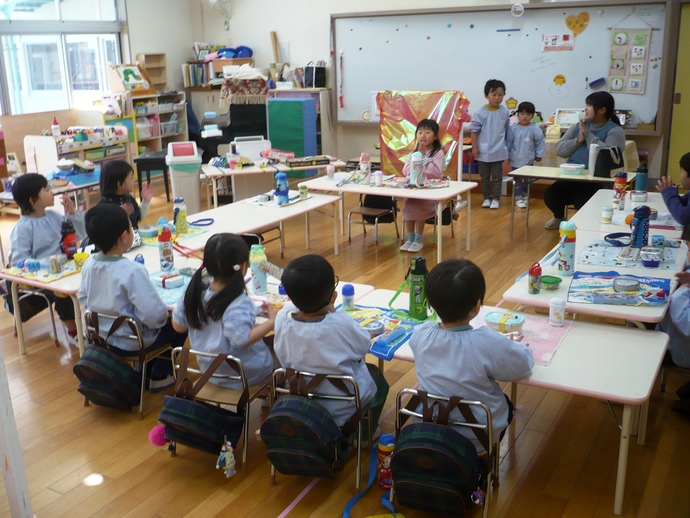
[[73, 315, 143, 411], [390, 391, 486, 517], [158, 348, 245, 455], [260, 370, 360, 479]]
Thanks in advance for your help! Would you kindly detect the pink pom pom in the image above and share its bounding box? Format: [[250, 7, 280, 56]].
[[149, 424, 167, 446]]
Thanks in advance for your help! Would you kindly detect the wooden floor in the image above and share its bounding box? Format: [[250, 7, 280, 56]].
[[1, 181, 689, 518]]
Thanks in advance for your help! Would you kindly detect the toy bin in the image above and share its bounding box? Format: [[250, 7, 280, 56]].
[[166, 141, 202, 214]]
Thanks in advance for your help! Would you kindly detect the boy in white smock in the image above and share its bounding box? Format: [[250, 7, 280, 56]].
[[507, 101, 545, 208]]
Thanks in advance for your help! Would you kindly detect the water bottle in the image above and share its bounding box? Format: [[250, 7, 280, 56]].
[[359, 152, 371, 185], [51, 116, 61, 139], [173, 197, 188, 234], [528, 262, 542, 294], [557, 221, 576, 276], [341, 284, 355, 311], [158, 225, 174, 271], [635, 164, 648, 192], [60, 218, 77, 259], [274, 172, 290, 206], [588, 143, 600, 172], [549, 298, 566, 327], [409, 151, 424, 187], [249, 244, 268, 293], [612, 172, 627, 211], [377, 433, 396, 490], [630, 205, 650, 248], [408, 256, 428, 320]]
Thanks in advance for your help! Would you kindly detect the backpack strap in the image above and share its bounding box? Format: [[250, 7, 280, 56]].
[[175, 348, 245, 406], [88, 313, 148, 368], [449, 398, 490, 449]]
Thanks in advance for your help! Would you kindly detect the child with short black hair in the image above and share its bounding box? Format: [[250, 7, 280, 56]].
[[409, 258, 534, 451], [6, 173, 86, 343], [98, 160, 152, 247], [507, 101, 545, 208], [470, 79, 510, 209], [78, 204, 187, 391], [274, 254, 389, 439], [657, 152, 690, 226], [172, 233, 276, 388]]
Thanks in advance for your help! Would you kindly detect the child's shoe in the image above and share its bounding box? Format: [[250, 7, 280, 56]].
[[399, 240, 413, 252], [149, 374, 175, 393], [544, 217, 563, 230], [407, 241, 423, 253], [490, 199, 499, 209], [481, 199, 491, 208], [515, 198, 527, 209]]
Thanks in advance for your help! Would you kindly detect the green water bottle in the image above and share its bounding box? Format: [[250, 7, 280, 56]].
[[408, 256, 428, 320]]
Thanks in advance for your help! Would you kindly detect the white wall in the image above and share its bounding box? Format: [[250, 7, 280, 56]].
[[125, 0, 195, 90]]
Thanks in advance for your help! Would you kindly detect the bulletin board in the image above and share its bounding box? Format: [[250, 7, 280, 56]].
[[332, 2, 667, 128]]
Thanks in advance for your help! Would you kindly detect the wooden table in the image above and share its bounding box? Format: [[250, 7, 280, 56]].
[[502, 228, 687, 326], [201, 159, 347, 208], [356, 289, 668, 516], [508, 165, 637, 237], [303, 175, 478, 263]]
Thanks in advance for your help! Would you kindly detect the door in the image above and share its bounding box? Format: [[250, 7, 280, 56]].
[[668, 3, 690, 182]]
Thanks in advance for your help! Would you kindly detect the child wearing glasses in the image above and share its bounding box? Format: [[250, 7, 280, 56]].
[[274, 254, 389, 441]]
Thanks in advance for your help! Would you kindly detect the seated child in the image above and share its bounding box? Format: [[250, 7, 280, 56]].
[[172, 233, 277, 389], [409, 258, 534, 451], [657, 223, 690, 415], [78, 204, 187, 391], [274, 254, 389, 438], [657, 152, 690, 226], [5, 173, 86, 342], [98, 160, 153, 247]]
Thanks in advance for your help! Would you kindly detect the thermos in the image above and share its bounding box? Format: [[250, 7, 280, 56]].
[[635, 164, 649, 192], [557, 221, 576, 276], [359, 152, 371, 185], [408, 256, 428, 320], [377, 433, 396, 490], [249, 244, 268, 293], [274, 172, 290, 205], [173, 197, 187, 234], [60, 218, 77, 259], [158, 225, 174, 271], [528, 262, 542, 294], [409, 151, 424, 187], [630, 205, 650, 248], [549, 298, 566, 327], [612, 172, 627, 211], [341, 284, 355, 311]]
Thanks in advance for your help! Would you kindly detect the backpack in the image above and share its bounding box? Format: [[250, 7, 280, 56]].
[[390, 391, 486, 517], [72, 315, 143, 411], [157, 348, 245, 455], [260, 370, 360, 479]]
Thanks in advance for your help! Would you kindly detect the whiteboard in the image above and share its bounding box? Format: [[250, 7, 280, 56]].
[[332, 4, 666, 126]]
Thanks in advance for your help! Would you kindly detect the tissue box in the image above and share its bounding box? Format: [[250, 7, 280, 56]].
[[153, 273, 184, 289]]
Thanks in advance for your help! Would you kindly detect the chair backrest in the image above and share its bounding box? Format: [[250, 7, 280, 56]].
[[84, 310, 146, 362], [170, 346, 249, 395]]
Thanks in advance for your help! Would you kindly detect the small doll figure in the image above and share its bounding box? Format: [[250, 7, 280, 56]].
[[216, 439, 236, 477], [274, 172, 290, 206]]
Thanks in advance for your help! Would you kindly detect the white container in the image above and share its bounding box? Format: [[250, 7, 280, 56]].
[[549, 297, 566, 327], [588, 143, 600, 172], [601, 206, 613, 224], [374, 170, 383, 186], [166, 142, 202, 215]]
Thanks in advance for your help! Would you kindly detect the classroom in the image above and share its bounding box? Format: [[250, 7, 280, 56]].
[[0, 0, 690, 516]]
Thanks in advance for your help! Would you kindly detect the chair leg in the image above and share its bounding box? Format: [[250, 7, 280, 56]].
[[163, 166, 171, 202], [242, 401, 250, 465], [355, 423, 362, 491], [270, 464, 277, 486], [46, 302, 59, 347], [348, 212, 353, 243], [393, 210, 400, 239], [493, 440, 500, 487], [279, 222, 284, 258], [83, 396, 89, 407], [373, 218, 379, 245], [660, 368, 668, 393], [138, 359, 147, 419]]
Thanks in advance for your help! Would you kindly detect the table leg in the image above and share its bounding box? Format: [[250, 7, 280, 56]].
[[526, 181, 531, 232], [465, 194, 471, 252], [333, 201, 340, 256], [613, 404, 633, 515], [339, 194, 345, 235], [10, 282, 26, 356], [436, 202, 443, 263], [637, 400, 648, 446], [510, 382, 517, 407], [70, 295, 85, 356], [212, 178, 219, 209], [510, 178, 516, 238], [305, 213, 311, 249]]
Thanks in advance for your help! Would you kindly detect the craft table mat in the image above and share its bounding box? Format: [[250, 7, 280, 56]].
[[141, 225, 207, 247], [2, 261, 79, 284], [150, 270, 191, 307], [567, 270, 670, 306], [611, 210, 682, 230], [578, 240, 680, 269]]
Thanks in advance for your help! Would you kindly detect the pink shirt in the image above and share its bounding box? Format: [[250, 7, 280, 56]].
[[401, 149, 445, 221]]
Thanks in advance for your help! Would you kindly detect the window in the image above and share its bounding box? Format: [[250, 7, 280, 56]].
[[0, 0, 122, 115]]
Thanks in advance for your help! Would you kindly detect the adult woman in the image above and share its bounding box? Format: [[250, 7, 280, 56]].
[[543, 92, 626, 229]]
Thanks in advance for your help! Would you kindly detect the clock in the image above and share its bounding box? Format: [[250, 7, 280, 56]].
[[614, 31, 628, 45], [610, 77, 625, 91]]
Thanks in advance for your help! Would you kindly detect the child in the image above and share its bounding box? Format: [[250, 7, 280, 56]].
[[507, 101, 545, 208], [656, 152, 690, 226], [274, 254, 389, 439], [409, 258, 534, 451], [6, 173, 86, 342], [172, 233, 276, 389], [78, 204, 187, 391], [400, 118, 445, 253], [98, 160, 153, 247], [657, 224, 690, 416], [470, 79, 510, 209]]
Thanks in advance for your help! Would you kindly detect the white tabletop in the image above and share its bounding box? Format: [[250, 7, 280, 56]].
[[569, 190, 682, 235], [509, 165, 637, 184], [502, 228, 687, 324], [201, 159, 347, 179]]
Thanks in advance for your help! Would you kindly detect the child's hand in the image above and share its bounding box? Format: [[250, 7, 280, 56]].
[[471, 147, 479, 159], [264, 303, 278, 322], [141, 182, 154, 202], [504, 331, 524, 343], [120, 201, 134, 216], [61, 193, 76, 215], [656, 176, 676, 192], [676, 270, 690, 285]]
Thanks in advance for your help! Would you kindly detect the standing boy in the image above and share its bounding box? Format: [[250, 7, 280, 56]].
[[507, 101, 546, 208], [470, 79, 510, 209]]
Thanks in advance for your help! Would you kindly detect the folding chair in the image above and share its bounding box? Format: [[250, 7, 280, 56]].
[[170, 347, 272, 464], [84, 310, 172, 419], [660, 364, 690, 394], [348, 194, 399, 245], [393, 387, 498, 518]]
